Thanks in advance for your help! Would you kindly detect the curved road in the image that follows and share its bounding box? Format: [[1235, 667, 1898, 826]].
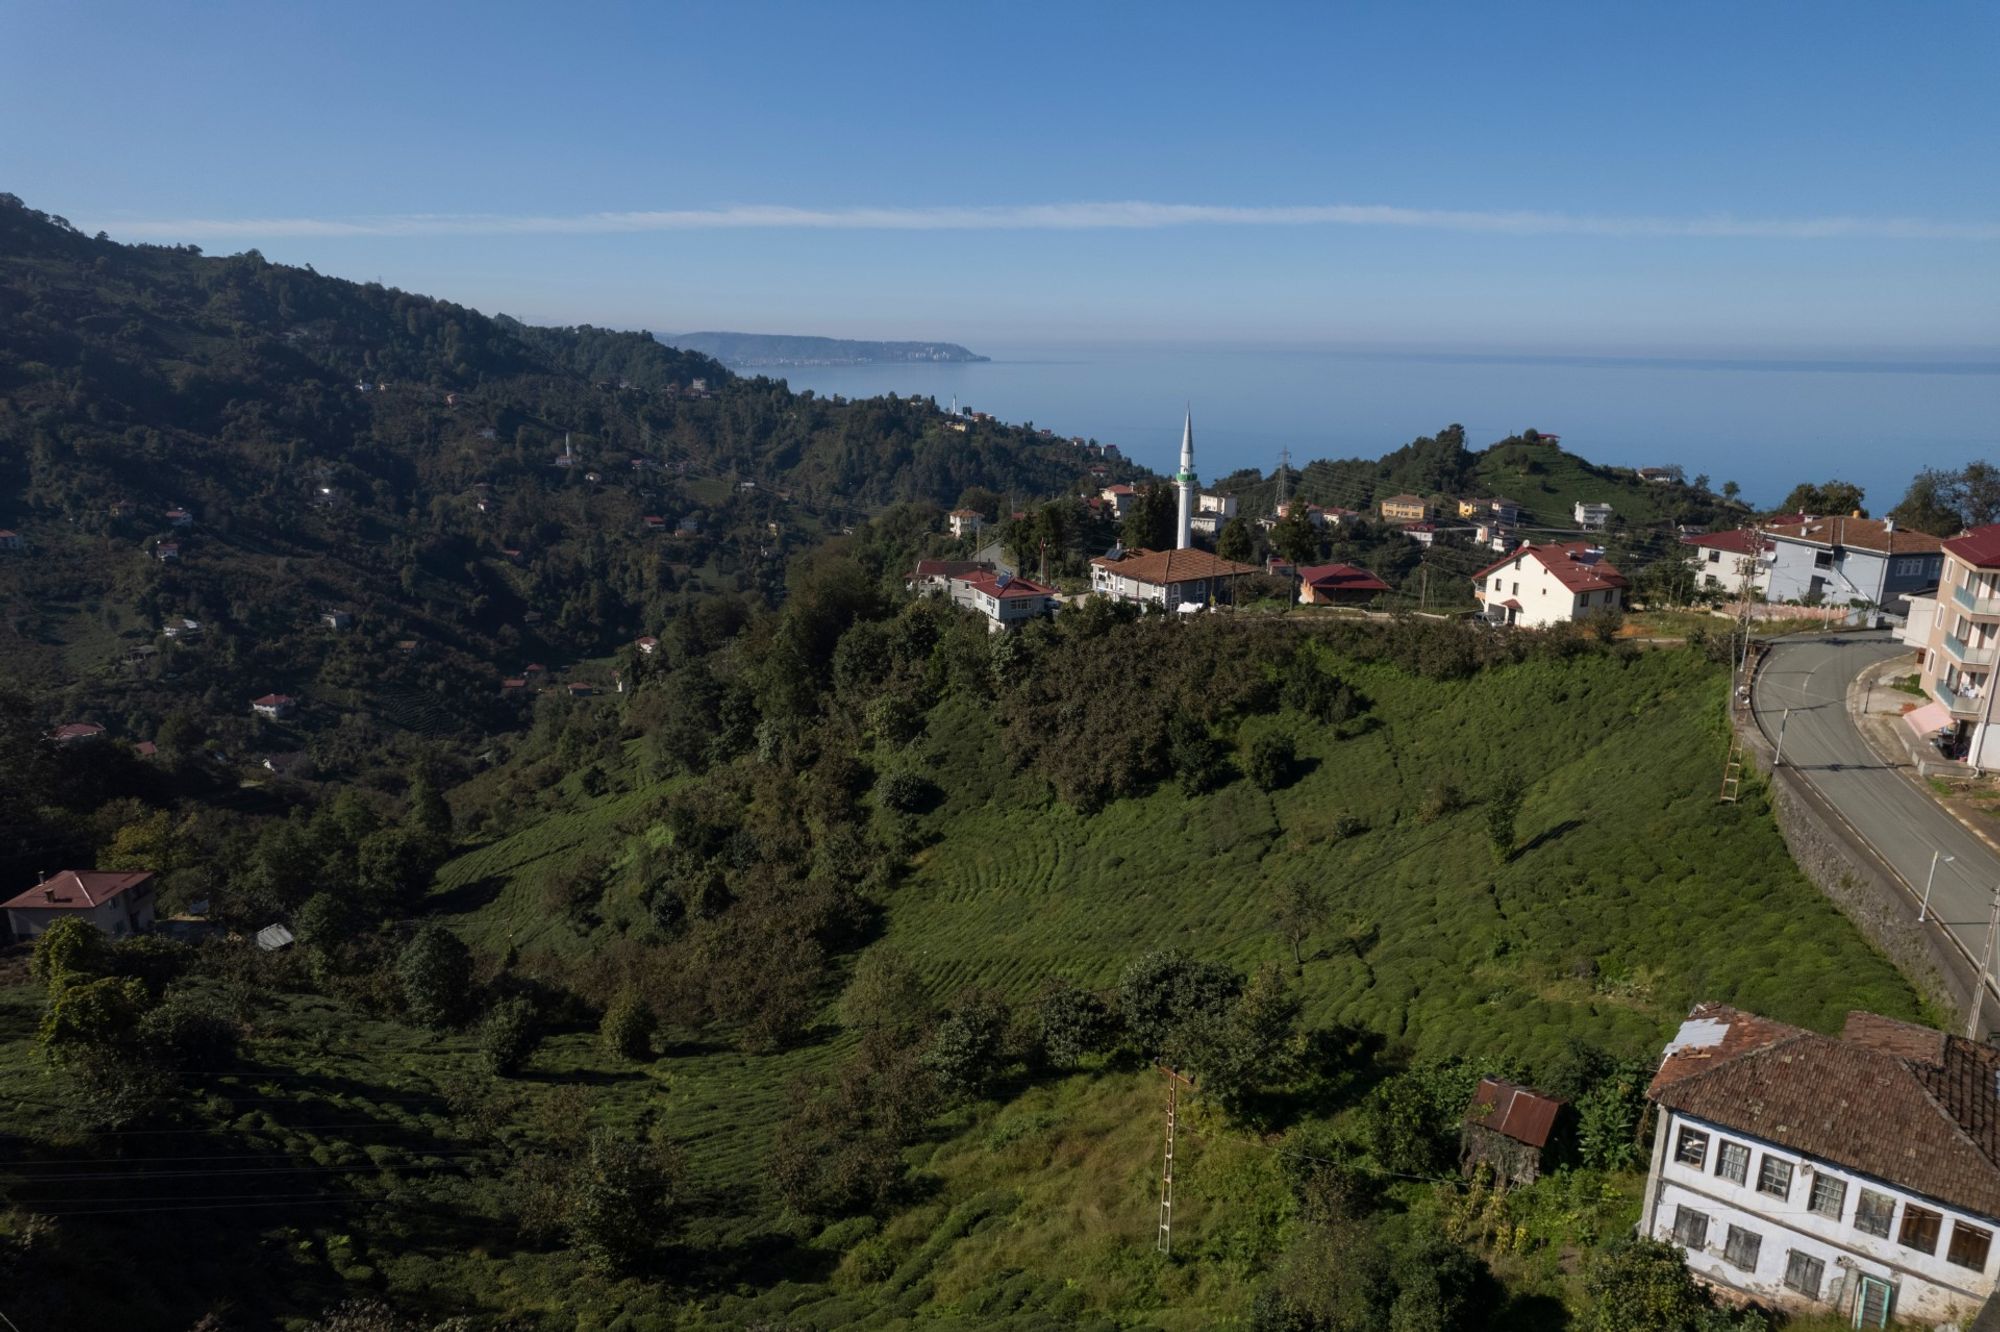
[[1753, 632, 2000, 1010]]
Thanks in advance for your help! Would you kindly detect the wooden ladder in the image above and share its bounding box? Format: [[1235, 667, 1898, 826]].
[[1720, 739, 1744, 804]]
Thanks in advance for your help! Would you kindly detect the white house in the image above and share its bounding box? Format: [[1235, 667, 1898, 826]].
[[1680, 529, 1772, 597], [251, 693, 297, 720], [1642, 1003, 2000, 1327], [907, 559, 995, 595], [1190, 492, 1239, 537], [1099, 483, 1138, 519], [947, 569, 1058, 632], [4, 870, 157, 940], [948, 509, 986, 539], [1915, 525, 2000, 769], [1472, 542, 1628, 628], [1574, 501, 1614, 531], [1089, 547, 1261, 609], [0, 530, 22, 551], [1764, 516, 1945, 612]]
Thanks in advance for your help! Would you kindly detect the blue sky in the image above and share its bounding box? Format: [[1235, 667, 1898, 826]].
[[4, 0, 1997, 352]]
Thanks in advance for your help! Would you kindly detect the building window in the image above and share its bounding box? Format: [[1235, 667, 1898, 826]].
[[1672, 1206, 1709, 1250], [1723, 1225, 1762, 1271], [1948, 1221, 1993, 1272], [1898, 1204, 1942, 1255], [1784, 1250, 1825, 1299], [1756, 1155, 1793, 1200], [1854, 1188, 1896, 1238], [1715, 1141, 1750, 1185], [1815, 551, 1833, 569], [1808, 1173, 1847, 1220], [1674, 1126, 1709, 1169]]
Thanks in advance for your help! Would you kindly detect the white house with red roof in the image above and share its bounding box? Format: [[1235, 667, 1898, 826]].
[[948, 569, 1058, 632], [1642, 1002, 2000, 1326], [1762, 516, 1943, 610], [251, 693, 297, 719], [635, 635, 660, 655], [1473, 541, 1627, 628], [1098, 483, 1139, 519], [1681, 528, 1773, 598], [947, 508, 986, 539], [50, 722, 106, 745], [1090, 546, 1262, 610], [5, 870, 158, 939], [0, 530, 22, 551], [1916, 524, 2000, 770]]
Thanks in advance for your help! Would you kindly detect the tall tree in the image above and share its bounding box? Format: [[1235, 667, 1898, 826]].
[[1777, 479, 1866, 518], [1122, 485, 1177, 551], [1270, 879, 1333, 969]]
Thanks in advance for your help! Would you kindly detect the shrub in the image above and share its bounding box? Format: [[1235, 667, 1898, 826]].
[[1486, 775, 1526, 862], [1119, 949, 1241, 1055], [139, 989, 239, 1069], [565, 1129, 678, 1274], [1247, 732, 1298, 792], [1582, 1237, 1766, 1331], [1418, 777, 1463, 823], [397, 923, 473, 1029], [918, 991, 1010, 1103], [1168, 714, 1229, 796], [599, 989, 656, 1061], [874, 768, 933, 814], [480, 997, 541, 1076], [1033, 979, 1118, 1068]]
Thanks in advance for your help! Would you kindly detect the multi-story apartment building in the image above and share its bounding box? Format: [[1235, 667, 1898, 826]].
[[1918, 524, 2000, 769], [1762, 516, 1943, 611], [1643, 1003, 2000, 1327]]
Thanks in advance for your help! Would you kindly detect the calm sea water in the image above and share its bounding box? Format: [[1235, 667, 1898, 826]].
[[762, 342, 1997, 510]]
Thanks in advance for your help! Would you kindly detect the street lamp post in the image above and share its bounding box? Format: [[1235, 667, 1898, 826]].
[[1774, 708, 1792, 768], [1920, 851, 1956, 923]]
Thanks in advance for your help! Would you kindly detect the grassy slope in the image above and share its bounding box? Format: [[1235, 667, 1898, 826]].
[[0, 644, 1916, 1329]]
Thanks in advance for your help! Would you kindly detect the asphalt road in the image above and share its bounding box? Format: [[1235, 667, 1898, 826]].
[[1753, 632, 2000, 1004]]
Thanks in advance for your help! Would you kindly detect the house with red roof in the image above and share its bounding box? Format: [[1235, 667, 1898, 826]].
[[635, 635, 660, 655], [1680, 528, 1774, 598], [251, 693, 297, 719], [1089, 546, 1262, 610], [1762, 515, 1943, 611], [1473, 541, 1627, 628], [1295, 562, 1392, 607], [907, 559, 995, 595], [50, 722, 106, 745], [0, 530, 21, 552], [1916, 523, 2000, 769], [1461, 1077, 1567, 1188], [5, 869, 158, 939], [948, 569, 1058, 632], [947, 508, 986, 539], [1641, 1002, 2000, 1324], [154, 541, 180, 562]]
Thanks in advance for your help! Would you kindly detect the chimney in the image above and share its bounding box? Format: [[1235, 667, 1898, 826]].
[[1883, 517, 1895, 534]]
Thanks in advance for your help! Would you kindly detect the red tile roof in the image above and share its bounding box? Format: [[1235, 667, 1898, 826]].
[[51, 722, 106, 741], [959, 572, 1055, 599], [1944, 524, 2000, 570], [1297, 562, 1392, 594], [1680, 529, 1772, 556], [1763, 516, 1944, 556], [1090, 548, 1262, 586], [1465, 1077, 1565, 1148], [1473, 541, 1627, 594], [251, 693, 294, 708], [1650, 1002, 2000, 1220], [4, 870, 155, 913], [912, 559, 994, 579]]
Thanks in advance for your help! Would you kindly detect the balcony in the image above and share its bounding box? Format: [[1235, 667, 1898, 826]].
[[1936, 680, 1990, 717], [1952, 583, 2000, 617], [1945, 634, 1999, 667]]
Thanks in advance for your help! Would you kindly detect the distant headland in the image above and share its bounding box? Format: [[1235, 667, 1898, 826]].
[[660, 331, 989, 368]]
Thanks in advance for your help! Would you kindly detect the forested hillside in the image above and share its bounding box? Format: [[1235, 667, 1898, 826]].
[[0, 195, 1137, 841]]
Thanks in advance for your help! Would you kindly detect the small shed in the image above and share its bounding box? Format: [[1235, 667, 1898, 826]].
[[1460, 1077, 1567, 1187]]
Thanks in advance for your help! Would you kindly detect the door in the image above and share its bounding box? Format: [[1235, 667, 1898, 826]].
[[1809, 575, 1827, 602], [1853, 1275, 1893, 1328]]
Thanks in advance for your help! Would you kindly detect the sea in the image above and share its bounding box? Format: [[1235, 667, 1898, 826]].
[[759, 342, 1997, 511]]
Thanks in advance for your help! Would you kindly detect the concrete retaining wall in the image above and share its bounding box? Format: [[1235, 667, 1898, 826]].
[[1732, 703, 1990, 1027]]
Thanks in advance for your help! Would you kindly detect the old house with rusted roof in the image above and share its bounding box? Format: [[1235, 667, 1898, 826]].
[[1089, 546, 1261, 610], [1461, 1077, 1567, 1188], [1641, 1002, 2000, 1326]]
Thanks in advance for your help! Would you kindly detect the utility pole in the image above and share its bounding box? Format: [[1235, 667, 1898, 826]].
[[1971, 885, 2000, 1040], [1419, 564, 1430, 614], [1275, 447, 1291, 511], [1156, 1064, 1195, 1255], [1920, 851, 1955, 923]]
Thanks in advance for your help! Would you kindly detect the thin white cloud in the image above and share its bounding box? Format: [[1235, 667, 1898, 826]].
[[88, 200, 2000, 242]]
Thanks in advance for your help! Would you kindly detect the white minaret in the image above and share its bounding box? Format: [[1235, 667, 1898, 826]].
[[1174, 410, 1196, 549]]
